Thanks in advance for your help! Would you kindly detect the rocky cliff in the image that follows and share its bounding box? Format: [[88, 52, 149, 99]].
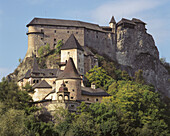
[[116, 27, 170, 97], [7, 18, 170, 98]]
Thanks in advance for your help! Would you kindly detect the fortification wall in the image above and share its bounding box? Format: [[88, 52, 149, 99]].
[[84, 29, 116, 61], [26, 25, 85, 57]]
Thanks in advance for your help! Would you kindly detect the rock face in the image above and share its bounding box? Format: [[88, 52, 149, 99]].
[[8, 17, 170, 98], [116, 27, 170, 97]]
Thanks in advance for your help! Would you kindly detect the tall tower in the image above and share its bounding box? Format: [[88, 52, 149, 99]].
[[60, 34, 84, 75], [109, 16, 116, 33], [56, 57, 82, 101]]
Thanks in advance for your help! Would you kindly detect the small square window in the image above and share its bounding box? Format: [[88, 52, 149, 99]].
[[41, 38, 43, 40], [67, 31, 69, 33], [71, 97, 73, 99], [65, 81, 68, 83]]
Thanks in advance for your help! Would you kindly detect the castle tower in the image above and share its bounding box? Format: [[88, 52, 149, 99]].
[[109, 16, 116, 33], [57, 81, 70, 102], [56, 57, 82, 101], [60, 34, 84, 75]]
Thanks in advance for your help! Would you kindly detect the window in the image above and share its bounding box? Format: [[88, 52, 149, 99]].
[[71, 97, 73, 99], [53, 43, 56, 47], [96, 35, 98, 38], [54, 38, 56, 42], [87, 98, 89, 101], [33, 80, 35, 83], [41, 38, 43, 40], [37, 80, 39, 83], [41, 29, 43, 32], [68, 52, 70, 55], [96, 98, 98, 102], [54, 30, 56, 33], [65, 81, 68, 83], [44, 42, 46, 45], [72, 89, 74, 92], [71, 105, 74, 107], [67, 31, 69, 33], [76, 32, 78, 34]]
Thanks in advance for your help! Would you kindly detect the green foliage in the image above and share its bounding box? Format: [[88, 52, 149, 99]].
[[0, 79, 33, 110], [23, 82, 34, 93], [135, 69, 145, 84], [54, 107, 74, 136], [56, 40, 63, 54], [0, 108, 29, 136], [104, 80, 170, 135], [85, 66, 113, 90], [38, 43, 51, 57]]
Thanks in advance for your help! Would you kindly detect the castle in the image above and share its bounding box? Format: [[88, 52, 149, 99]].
[[18, 33, 109, 112], [26, 16, 146, 62], [17, 16, 148, 112]]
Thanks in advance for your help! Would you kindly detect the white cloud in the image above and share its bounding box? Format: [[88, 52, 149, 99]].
[[91, 0, 165, 25]]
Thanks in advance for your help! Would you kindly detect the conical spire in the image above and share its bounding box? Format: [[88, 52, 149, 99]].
[[32, 53, 39, 73], [109, 16, 116, 24], [61, 34, 83, 51], [57, 57, 81, 80]]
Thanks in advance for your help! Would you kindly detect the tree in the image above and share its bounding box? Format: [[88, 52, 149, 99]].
[[0, 108, 29, 136], [0, 78, 33, 111], [85, 66, 113, 90], [38, 43, 51, 57], [104, 80, 170, 135], [56, 40, 63, 54]]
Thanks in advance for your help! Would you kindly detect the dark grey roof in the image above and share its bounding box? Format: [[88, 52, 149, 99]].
[[27, 17, 104, 32], [81, 90, 110, 96], [132, 18, 146, 25], [32, 80, 52, 89], [117, 18, 136, 26], [57, 57, 81, 80], [32, 55, 40, 73], [61, 34, 84, 51], [81, 87, 110, 96], [109, 16, 116, 24]]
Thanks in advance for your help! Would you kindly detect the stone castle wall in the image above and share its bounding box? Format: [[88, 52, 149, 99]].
[[26, 23, 116, 61]]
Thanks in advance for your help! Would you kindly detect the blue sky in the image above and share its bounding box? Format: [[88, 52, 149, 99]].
[[0, 0, 170, 80]]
